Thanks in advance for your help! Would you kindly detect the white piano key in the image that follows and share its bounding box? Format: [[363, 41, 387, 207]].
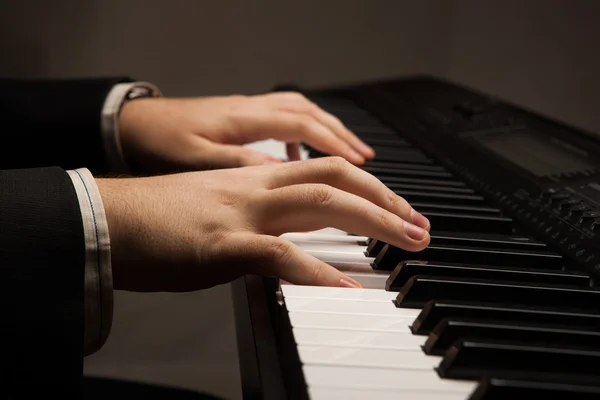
[[297, 345, 436, 369], [304, 249, 374, 263], [303, 364, 477, 393], [282, 231, 369, 243], [294, 241, 367, 254], [288, 311, 415, 332], [308, 387, 471, 400], [284, 297, 420, 317], [344, 271, 390, 289], [281, 285, 396, 301], [292, 327, 426, 349]]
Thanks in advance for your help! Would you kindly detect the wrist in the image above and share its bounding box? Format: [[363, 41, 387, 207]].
[[95, 178, 131, 289]]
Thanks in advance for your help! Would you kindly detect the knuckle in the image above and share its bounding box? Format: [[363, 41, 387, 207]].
[[310, 263, 326, 285], [263, 239, 294, 265], [295, 116, 317, 134], [325, 156, 352, 178], [308, 184, 335, 206], [376, 210, 394, 230]]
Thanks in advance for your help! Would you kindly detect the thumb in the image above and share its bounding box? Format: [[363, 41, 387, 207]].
[[201, 142, 283, 169], [233, 233, 363, 288]]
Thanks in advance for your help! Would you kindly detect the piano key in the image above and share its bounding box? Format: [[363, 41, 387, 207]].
[[288, 311, 416, 332], [379, 177, 467, 187], [437, 340, 600, 382], [292, 328, 425, 350], [360, 137, 413, 148], [373, 243, 562, 271], [294, 241, 367, 256], [386, 183, 475, 194], [281, 231, 369, 244], [420, 211, 514, 233], [430, 232, 548, 251], [410, 202, 501, 214], [363, 161, 446, 172], [423, 318, 600, 356], [385, 261, 588, 291], [309, 387, 470, 400], [395, 276, 600, 310], [363, 166, 453, 179], [303, 365, 477, 392], [346, 124, 397, 135], [297, 345, 435, 369], [394, 191, 487, 206], [411, 300, 600, 336], [367, 147, 429, 158], [343, 270, 390, 289], [468, 377, 600, 400], [303, 249, 374, 264], [281, 285, 396, 301], [365, 239, 385, 257]]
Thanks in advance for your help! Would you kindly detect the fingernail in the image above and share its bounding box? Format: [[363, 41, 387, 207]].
[[348, 149, 365, 164], [340, 277, 362, 288], [405, 222, 428, 241], [359, 142, 375, 157], [410, 208, 430, 231]]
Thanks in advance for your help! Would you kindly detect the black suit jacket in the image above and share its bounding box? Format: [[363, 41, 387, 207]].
[[0, 77, 129, 397]]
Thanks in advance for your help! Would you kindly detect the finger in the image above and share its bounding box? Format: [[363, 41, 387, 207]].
[[257, 183, 430, 252], [264, 91, 375, 159], [231, 233, 363, 288], [311, 108, 375, 159], [265, 157, 430, 230], [193, 140, 282, 169], [286, 142, 302, 161], [239, 111, 365, 164]]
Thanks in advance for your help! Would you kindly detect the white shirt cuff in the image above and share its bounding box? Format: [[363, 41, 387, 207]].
[[67, 167, 113, 356], [101, 82, 162, 174]]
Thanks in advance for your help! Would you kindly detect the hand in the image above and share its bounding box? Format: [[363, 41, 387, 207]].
[[96, 157, 430, 292], [118, 92, 375, 173]]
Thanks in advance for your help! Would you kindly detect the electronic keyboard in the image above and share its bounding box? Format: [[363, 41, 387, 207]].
[[232, 76, 600, 399]]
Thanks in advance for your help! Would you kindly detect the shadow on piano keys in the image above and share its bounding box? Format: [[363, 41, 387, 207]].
[[233, 76, 600, 400]]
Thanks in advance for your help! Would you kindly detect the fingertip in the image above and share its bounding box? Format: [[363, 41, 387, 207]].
[[410, 208, 431, 231], [340, 277, 362, 288], [403, 222, 431, 247]]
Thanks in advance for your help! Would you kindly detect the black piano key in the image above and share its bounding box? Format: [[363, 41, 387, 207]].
[[421, 211, 514, 233], [469, 377, 600, 400], [394, 191, 486, 206], [373, 243, 561, 271], [365, 239, 385, 257], [385, 261, 588, 292], [346, 124, 397, 135], [379, 177, 467, 187], [368, 147, 429, 158], [361, 137, 412, 148], [363, 161, 446, 172], [423, 318, 600, 356], [410, 202, 500, 214], [363, 167, 453, 179], [437, 340, 600, 383], [430, 232, 547, 251], [395, 276, 600, 310], [386, 183, 475, 194], [411, 300, 600, 336], [365, 152, 435, 163]]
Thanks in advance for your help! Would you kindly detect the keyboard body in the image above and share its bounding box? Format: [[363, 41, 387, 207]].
[[232, 76, 600, 399]]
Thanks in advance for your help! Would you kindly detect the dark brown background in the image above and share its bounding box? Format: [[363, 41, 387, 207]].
[[1, 1, 598, 398]]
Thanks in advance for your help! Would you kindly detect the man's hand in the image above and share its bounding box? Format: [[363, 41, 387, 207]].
[[96, 157, 430, 292], [118, 92, 375, 173]]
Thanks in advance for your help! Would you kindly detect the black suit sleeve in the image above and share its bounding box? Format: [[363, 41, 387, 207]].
[[0, 167, 86, 397], [0, 77, 131, 173]]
